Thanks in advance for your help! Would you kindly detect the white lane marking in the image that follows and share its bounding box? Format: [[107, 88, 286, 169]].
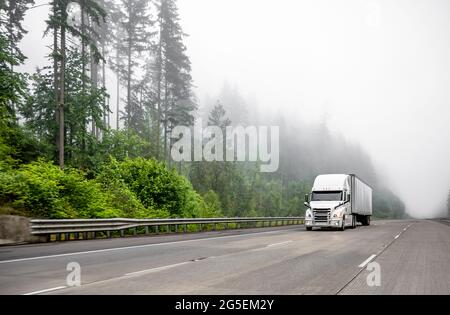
[[358, 254, 377, 268], [0, 227, 297, 265], [267, 240, 293, 247], [23, 286, 67, 295], [403, 228, 407, 231], [124, 262, 189, 276], [394, 234, 400, 239]]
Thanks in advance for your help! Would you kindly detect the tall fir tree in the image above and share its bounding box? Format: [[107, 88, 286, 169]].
[[153, 0, 195, 162], [115, 0, 154, 133]]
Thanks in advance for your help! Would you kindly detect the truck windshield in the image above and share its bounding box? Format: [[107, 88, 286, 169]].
[[311, 191, 343, 201]]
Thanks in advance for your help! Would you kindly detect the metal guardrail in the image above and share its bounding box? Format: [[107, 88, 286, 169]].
[[30, 217, 304, 242]]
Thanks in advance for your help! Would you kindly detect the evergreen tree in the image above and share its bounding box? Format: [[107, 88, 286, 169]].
[[45, 0, 105, 168], [153, 0, 195, 161], [115, 0, 154, 132], [0, 0, 34, 65], [0, 0, 34, 116]]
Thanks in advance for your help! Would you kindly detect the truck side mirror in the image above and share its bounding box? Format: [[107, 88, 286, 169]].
[[304, 194, 309, 203], [304, 201, 310, 208]]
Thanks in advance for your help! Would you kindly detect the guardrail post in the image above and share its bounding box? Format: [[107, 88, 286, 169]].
[[120, 230, 124, 237], [155, 225, 159, 234], [133, 228, 137, 236], [167, 224, 170, 233], [200, 223, 203, 232], [175, 225, 178, 233], [183, 224, 187, 233], [106, 231, 111, 238], [145, 226, 149, 234]]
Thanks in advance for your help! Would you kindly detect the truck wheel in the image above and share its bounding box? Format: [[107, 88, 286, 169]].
[[352, 215, 356, 228], [340, 217, 345, 231], [306, 227, 312, 231]]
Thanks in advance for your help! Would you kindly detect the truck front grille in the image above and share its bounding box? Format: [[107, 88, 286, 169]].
[[313, 209, 330, 222]]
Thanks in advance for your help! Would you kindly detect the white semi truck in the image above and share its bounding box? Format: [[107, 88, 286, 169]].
[[304, 174, 372, 231]]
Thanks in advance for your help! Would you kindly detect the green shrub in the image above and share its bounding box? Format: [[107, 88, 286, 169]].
[[0, 160, 114, 218], [198, 190, 223, 218], [100, 157, 206, 217], [0, 157, 213, 219], [95, 162, 169, 219]]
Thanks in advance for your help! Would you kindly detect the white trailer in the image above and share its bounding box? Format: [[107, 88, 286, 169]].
[[304, 174, 372, 231]]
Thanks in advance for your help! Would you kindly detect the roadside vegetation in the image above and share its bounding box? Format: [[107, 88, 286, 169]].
[[0, 1, 405, 219]]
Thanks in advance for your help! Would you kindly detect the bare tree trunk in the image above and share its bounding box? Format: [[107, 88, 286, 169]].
[[116, 48, 120, 130], [163, 78, 168, 162], [102, 41, 107, 129], [53, 13, 59, 160], [100, 0, 108, 130], [91, 45, 98, 137], [81, 4, 87, 151], [58, 17, 66, 169], [156, 23, 163, 159], [127, 41, 132, 129], [107, 96, 110, 128], [7, 6, 15, 117]]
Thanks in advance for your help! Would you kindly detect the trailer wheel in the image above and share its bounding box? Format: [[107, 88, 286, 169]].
[[351, 215, 356, 229], [362, 215, 371, 226]]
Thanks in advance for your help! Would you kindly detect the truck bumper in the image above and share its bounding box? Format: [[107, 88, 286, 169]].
[[305, 219, 342, 228]]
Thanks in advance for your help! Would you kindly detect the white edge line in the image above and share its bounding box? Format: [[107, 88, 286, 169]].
[[267, 240, 293, 247], [0, 227, 295, 265], [358, 254, 377, 268], [23, 286, 67, 295], [124, 262, 189, 276]]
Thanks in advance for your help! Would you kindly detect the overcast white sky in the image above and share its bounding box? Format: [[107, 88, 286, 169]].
[[19, 0, 450, 218]]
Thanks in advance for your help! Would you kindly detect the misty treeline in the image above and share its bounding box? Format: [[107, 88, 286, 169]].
[[0, 0, 405, 219], [447, 190, 450, 218]]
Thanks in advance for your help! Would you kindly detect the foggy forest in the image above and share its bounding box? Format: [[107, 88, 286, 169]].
[[1, 0, 448, 221]]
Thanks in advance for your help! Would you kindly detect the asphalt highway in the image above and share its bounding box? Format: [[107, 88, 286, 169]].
[[1, 219, 449, 295]]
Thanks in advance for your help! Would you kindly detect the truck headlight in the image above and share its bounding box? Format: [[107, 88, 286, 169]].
[[332, 209, 344, 218], [306, 210, 312, 218]]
